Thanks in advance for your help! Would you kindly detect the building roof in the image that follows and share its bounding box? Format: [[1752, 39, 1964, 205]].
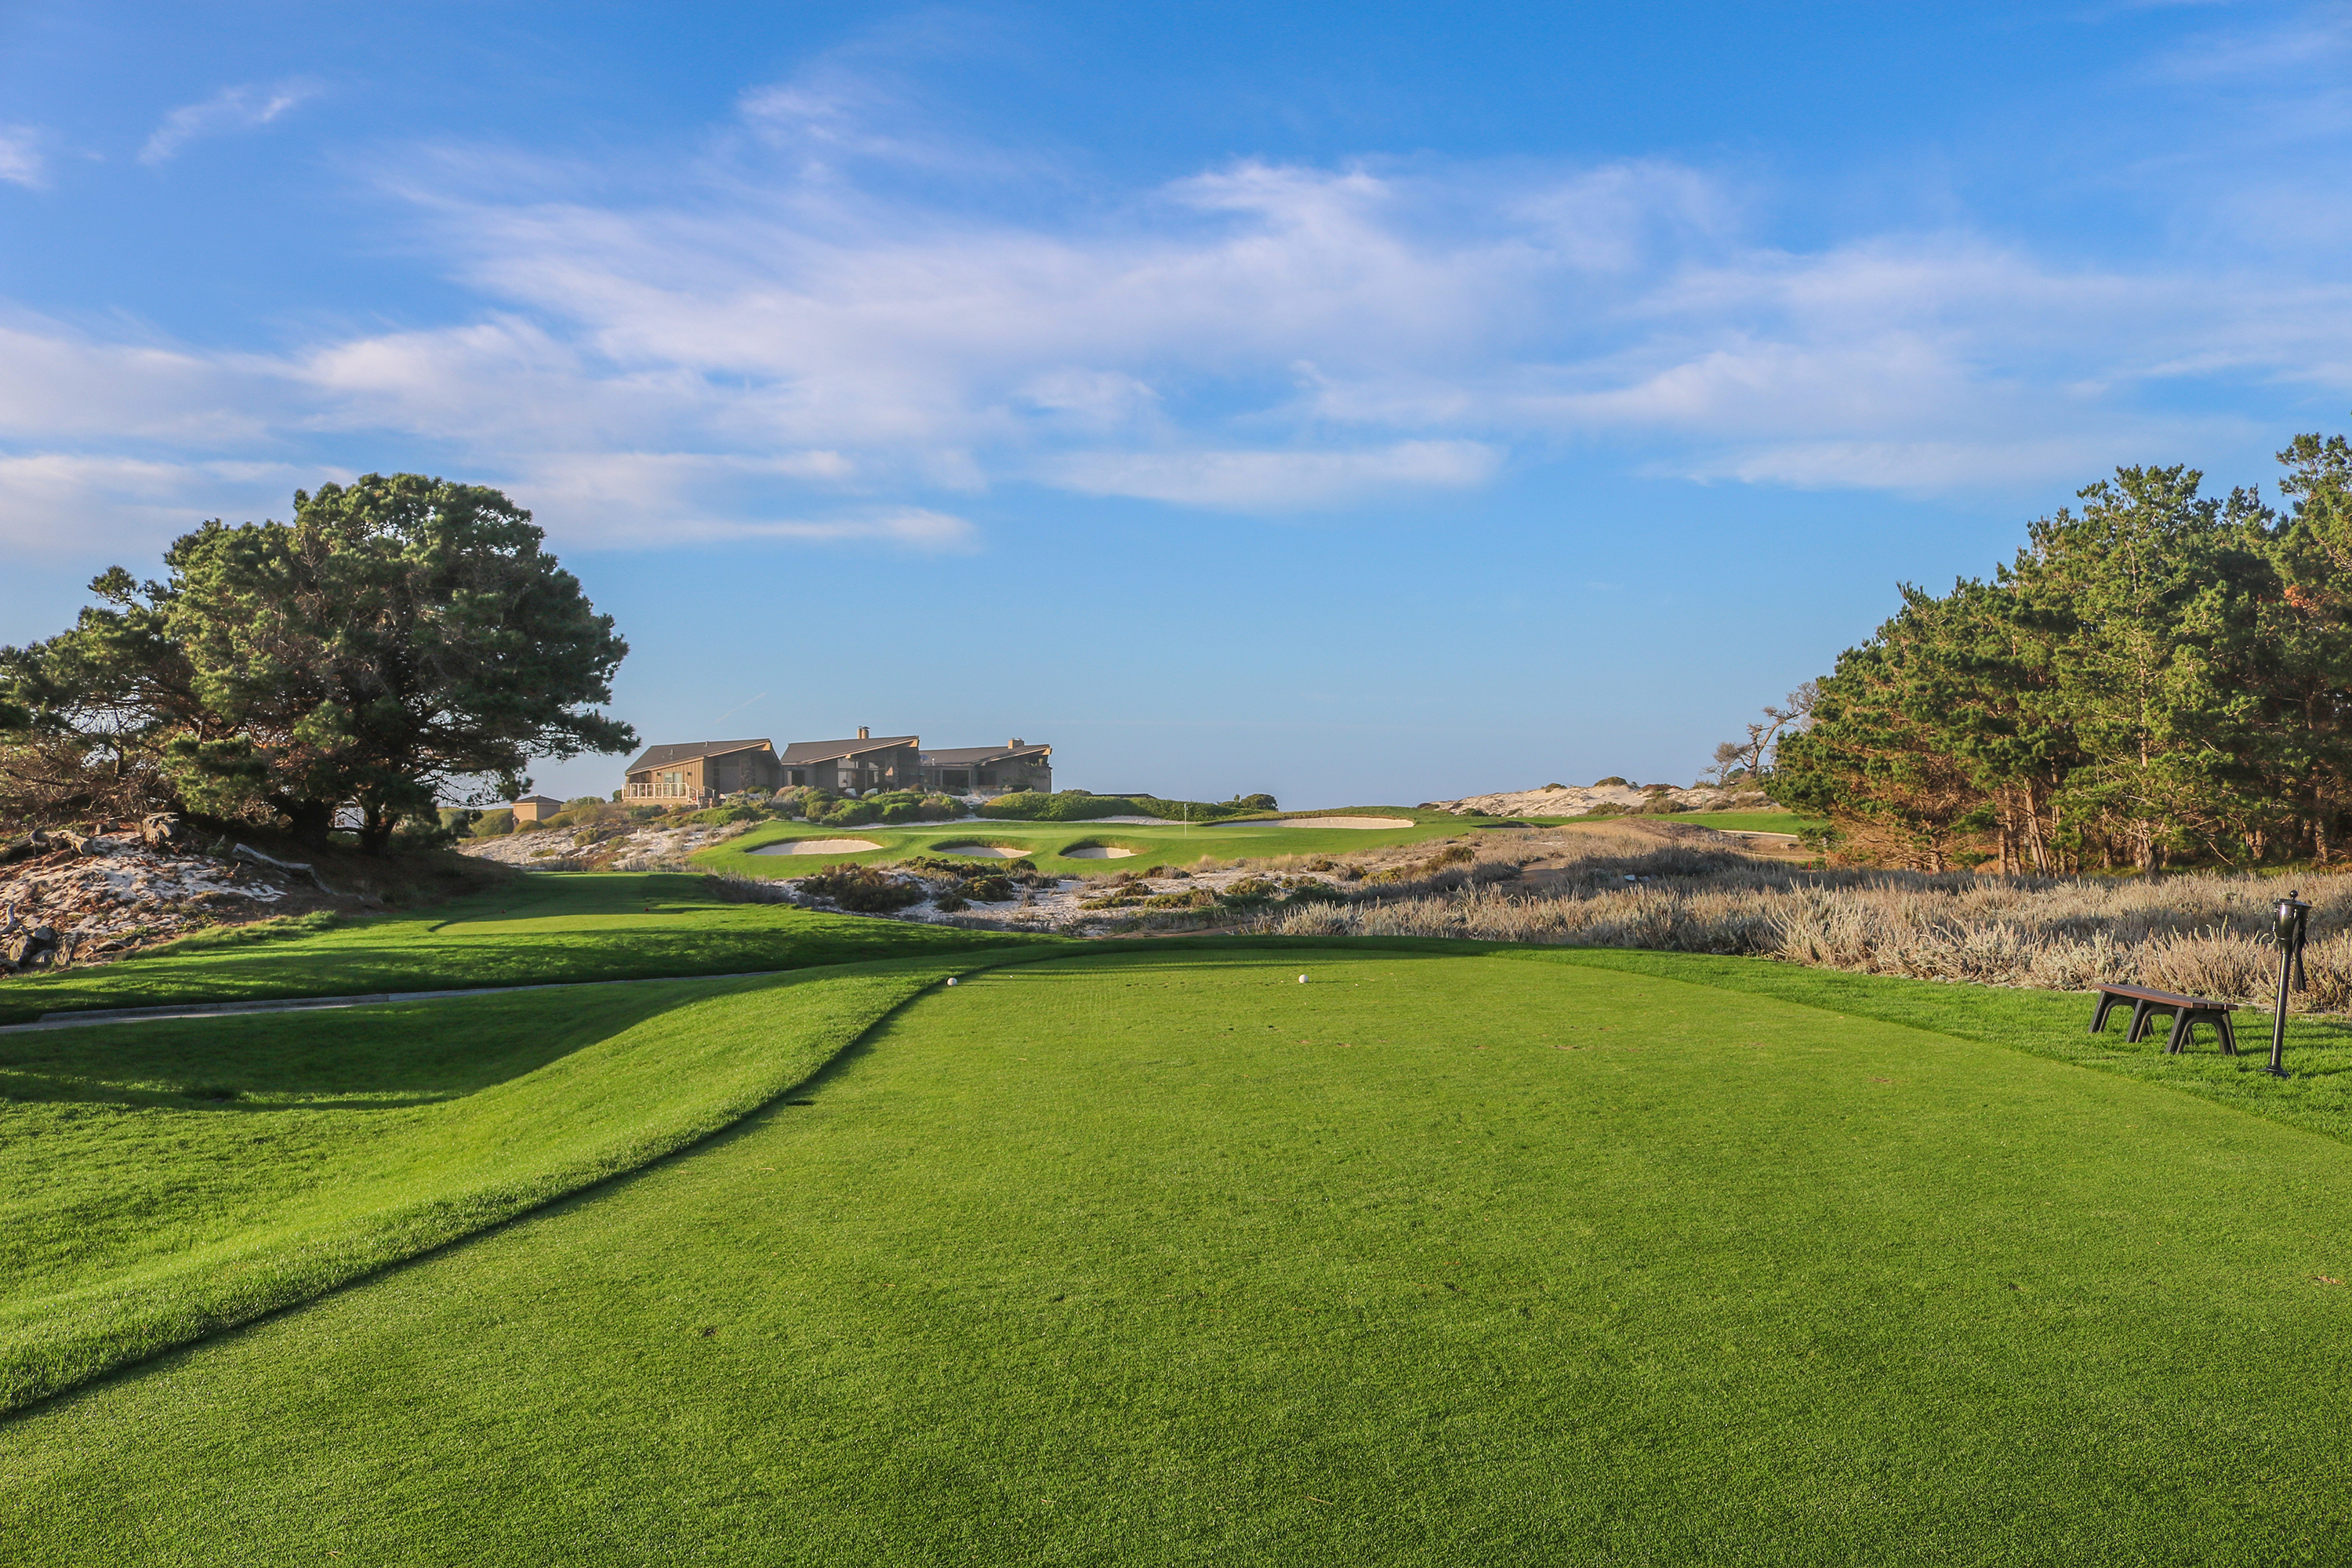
[[510, 794, 562, 808], [779, 735, 920, 765], [920, 743, 1052, 765], [623, 739, 776, 775]]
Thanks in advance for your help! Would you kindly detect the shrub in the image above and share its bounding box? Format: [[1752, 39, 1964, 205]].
[[1594, 776, 1629, 787], [470, 811, 514, 837], [795, 863, 926, 913]]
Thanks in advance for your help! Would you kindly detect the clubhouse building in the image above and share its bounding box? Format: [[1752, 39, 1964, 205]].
[[622, 730, 1051, 804]]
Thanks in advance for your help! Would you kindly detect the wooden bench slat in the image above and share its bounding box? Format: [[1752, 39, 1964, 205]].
[[2089, 980, 2239, 1057], [2092, 981, 2234, 1011]]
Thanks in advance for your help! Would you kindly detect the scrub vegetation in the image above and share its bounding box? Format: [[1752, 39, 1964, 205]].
[[1250, 819, 2352, 1009]]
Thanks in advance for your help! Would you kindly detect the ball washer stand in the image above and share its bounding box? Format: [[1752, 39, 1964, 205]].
[[2266, 890, 2313, 1080]]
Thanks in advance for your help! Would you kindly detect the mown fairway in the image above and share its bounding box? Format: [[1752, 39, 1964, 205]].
[[8, 946, 2352, 1563], [702, 810, 1467, 878], [0, 954, 1033, 1410], [0, 872, 1044, 1024]]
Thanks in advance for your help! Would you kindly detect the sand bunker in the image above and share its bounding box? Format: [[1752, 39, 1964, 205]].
[[1261, 816, 1417, 830], [750, 837, 882, 855], [934, 844, 1034, 858], [1062, 845, 1138, 859]]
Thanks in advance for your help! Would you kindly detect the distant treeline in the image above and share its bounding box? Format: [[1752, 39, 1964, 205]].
[[1776, 427, 2352, 872]]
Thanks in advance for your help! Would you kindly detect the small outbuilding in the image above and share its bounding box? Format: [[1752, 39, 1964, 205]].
[[508, 794, 564, 823]]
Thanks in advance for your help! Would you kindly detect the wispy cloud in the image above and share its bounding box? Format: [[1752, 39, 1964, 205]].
[[1044, 441, 1501, 510], [0, 126, 48, 189], [139, 81, 319, 165], [8, 41, 2352, 561]]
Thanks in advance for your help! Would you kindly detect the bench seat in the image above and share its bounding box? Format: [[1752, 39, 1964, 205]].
[[2089, 981, 2239, 1056]]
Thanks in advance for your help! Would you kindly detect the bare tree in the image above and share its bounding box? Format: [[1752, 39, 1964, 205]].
[[1709, 681, 1818, 784]]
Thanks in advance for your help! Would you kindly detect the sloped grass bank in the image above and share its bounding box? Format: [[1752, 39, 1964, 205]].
[[9, 947, 2352, 1560], [0, 872, 1040, 1024], [0, 953, 1015, 1413]]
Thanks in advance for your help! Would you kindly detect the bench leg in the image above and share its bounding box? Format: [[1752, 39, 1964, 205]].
[[2129, 1000, 2156, 1044], [2216, 1014, 2238, 1057], [2167, 1011, 2190, 1054], [2091, 993, 2118, 1036]]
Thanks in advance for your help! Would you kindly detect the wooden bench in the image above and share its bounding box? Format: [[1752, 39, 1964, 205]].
[[2089, 982, 2239, 1055]]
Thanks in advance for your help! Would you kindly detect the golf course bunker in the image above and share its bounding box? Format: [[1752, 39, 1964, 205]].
[[934, 844, 1033, 858], [1063, 845, 1138, 859], [1263, 816, 1417, 830], [751, 838, 883, 855]]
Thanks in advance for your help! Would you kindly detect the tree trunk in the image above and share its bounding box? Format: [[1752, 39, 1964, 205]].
[[277, 797, 335, 851], [360, 804, 396, 858]]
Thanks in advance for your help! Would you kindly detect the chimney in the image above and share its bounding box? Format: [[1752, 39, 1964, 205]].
[[858, 726, 869, 739], [1011, 737, 1022, 747]]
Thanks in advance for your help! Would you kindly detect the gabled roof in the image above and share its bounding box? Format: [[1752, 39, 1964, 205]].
[[779, 735, 920, 765], [920, 743, 1052, 765], [511, 794, 562, 807], [624, 739, 776, 775]]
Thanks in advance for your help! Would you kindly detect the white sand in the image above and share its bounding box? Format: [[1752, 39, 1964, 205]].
[[750, 837, 883, 855], [1260, 815, 1417, 830], [934, 844, 1035, 858], [1063, 845, 1138, 859]]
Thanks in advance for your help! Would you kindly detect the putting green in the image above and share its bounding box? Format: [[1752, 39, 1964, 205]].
[[7, 947, 2352, 1561]]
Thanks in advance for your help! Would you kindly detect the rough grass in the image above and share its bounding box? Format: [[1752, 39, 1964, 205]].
[[1251, 821, 2352, 1011], [0, 871, 1046, 1024], [0, 952, 1044, 1412], [10, 946, 2352, 1561]]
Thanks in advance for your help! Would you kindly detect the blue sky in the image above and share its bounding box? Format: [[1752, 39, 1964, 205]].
[[4, 2, 2350, 807]]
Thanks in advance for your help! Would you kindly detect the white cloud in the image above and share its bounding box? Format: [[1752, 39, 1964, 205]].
[[1045, 441, 1501, 510], [0, 126, 47, 190], [6, 58, 2352, 563], [140, 81, 319, 165], [0, 454, 324, 557]]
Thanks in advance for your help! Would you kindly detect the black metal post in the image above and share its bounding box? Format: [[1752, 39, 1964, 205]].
[[2267, 890, 2311, 1079]]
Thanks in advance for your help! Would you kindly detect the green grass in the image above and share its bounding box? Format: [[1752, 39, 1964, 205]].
[[0, 872, 1047, 1024], [1665, 809, 1815, 833], [10, 942, 2352, 1560], [0, 950, 1050, 1411], [704, 808, 1473, 878]]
